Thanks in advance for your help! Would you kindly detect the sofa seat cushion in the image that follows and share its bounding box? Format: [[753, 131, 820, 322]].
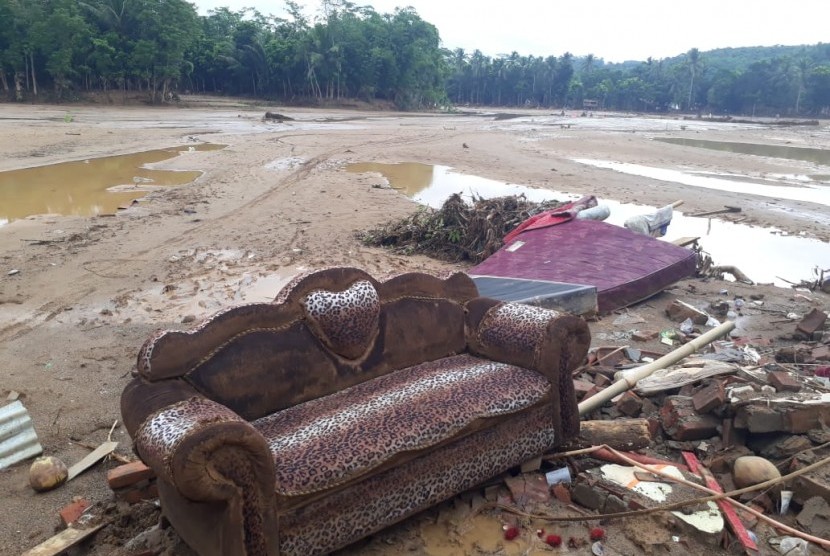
[[252, 354, 551, 496]]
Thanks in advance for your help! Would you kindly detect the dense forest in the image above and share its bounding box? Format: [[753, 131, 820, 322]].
[[1, 0, 829, 116]]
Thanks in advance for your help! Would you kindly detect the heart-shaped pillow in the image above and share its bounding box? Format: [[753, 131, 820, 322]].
[[302, 280, 380, 359]]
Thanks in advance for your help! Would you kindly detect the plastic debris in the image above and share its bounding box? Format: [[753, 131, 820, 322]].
[[780, 491, 793, 515], [768, 536, 809, 555], [545, 467, 572, 486]]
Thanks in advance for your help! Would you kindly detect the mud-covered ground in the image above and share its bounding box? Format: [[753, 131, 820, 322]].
[[1, 97, 828, 554]]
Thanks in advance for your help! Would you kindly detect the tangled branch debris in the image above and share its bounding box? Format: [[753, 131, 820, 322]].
[[357, 193, 565, 263]]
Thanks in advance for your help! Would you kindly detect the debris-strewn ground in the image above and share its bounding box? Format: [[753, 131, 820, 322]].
[[0, 98, 828, 555], [358, 193, 565, 263]]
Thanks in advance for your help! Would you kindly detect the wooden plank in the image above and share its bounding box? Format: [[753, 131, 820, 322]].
[[21, 524, 106, 556], [670, 236, 699, 247], [682, 451, 759, 555], [67, 441, 118, 481]]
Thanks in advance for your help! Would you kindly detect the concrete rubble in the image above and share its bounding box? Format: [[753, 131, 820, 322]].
[[554, 297, 830, 554]]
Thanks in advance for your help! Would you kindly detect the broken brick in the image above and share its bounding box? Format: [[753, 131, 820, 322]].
[[767, 370, 801, 392], [583, 385, 603, 401], [107, 461, 155, 489], [551, 483, 571, 504], [692, 381, 726, 413], [632, 330, 659, 342], [735, 402, 830, 434], [674, 420, 720, 441], [508, 474, 552, 506], [114, 482, 159, 504], [796, 308, 827, 337], [59, 497, 90, 526], [665, 299, 709, 325], [812, 345, 830, 362], [594, 374, 612, 387], [573, 379, 594, 401], [660, 396, 719, 441], [572, 483, 608, 511], [615, 391, 643, 417]]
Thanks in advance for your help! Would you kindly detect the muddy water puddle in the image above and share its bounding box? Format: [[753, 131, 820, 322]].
[[0, 143, 224, 225], [657, 137, 830, 166], [347, 162, 830, 286]]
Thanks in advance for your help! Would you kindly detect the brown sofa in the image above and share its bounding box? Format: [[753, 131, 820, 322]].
[[121, 267, 590, 556]]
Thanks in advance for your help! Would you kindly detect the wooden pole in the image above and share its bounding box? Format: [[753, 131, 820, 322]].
[[577, 419, 653, 451]]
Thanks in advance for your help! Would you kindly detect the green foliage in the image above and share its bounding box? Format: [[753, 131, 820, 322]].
[[0, 0, 827, 115]]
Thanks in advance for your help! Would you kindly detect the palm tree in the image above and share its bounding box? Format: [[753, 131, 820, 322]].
[[581, 53, 596, 75], [795, 57, 811, 114], [686, 48, 702, 111]]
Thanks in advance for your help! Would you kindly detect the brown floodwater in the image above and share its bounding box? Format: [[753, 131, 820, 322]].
[[0, 143, 224, 224]]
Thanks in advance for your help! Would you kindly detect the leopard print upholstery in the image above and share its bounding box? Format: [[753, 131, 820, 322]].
[[253, 354, 550, 496], [301, 280, 380, 359], [135, 397, 245, 483], [278, 405, 556, 555], [477, 302, 560, 363]]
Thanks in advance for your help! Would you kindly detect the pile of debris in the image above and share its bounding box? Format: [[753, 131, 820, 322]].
[[475, 297, 830, 554], [357, 193, 565, 263]]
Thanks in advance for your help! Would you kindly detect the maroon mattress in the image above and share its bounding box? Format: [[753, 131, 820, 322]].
[[469, 219, 697, 313]]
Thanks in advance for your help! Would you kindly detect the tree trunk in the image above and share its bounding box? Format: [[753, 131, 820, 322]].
[[0, 71, 8, 93], [14, 71, 23, 101], [30, 51, 38, 96]]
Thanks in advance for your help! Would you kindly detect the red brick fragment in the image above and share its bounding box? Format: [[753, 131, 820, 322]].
[[107, 460, 155, 489], [767, 370, 801, 392], [615, 391, 643, 417], [692, 381, 725, 413], [551, 483, 571, 504], [660, 396, 719, 441], [115, 483, 159, 504], [59, 497, 90, 526], [797, 308, 827, 336], [632, 330, 659, 342]]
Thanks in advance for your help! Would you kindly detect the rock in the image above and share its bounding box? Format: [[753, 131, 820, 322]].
[[732, 456, 781, 489], [29, 456, 68, 492], [796, 496, 830, 539]]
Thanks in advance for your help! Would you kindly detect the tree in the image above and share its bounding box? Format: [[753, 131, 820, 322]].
[[685, 47, 702, 111]]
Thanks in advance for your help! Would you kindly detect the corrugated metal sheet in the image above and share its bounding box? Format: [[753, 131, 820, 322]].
[[0, 400, 43, 470]]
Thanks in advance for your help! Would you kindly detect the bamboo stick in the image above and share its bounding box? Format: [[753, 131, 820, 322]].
[[578, 321, 735, 415]]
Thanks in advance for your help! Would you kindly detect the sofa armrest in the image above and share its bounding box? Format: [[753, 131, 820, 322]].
[[465, 298, 591, 440], [122, 379, 276, 503]]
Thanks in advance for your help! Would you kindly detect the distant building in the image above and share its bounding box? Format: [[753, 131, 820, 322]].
[[583, 99, 599, 110]]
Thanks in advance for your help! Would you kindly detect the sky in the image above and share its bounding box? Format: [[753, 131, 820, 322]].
[[191, 0, 829, 63]]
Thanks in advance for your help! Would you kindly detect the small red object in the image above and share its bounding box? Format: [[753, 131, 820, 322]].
[[504, 526, 520, 540], [590, 527, 605, 541], [536, 528, 545, 538], [545, 534, 562, 547]]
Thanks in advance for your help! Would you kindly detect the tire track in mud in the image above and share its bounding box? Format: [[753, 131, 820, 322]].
[[125, 129, 447, 257], [1, 127, 449, 340]]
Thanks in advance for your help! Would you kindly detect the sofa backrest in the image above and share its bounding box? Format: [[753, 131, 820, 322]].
[[135, 267, 479, 420]]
